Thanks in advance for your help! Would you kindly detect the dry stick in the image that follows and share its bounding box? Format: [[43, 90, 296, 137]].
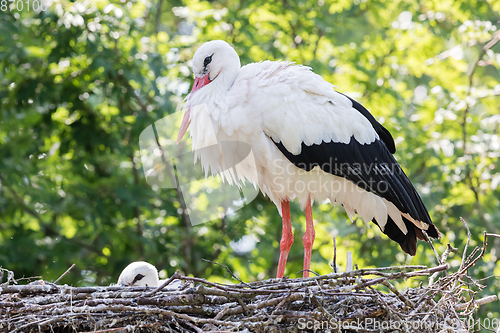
[[53, 264, 76, 284], [408, 297, 429, 316], [86, 308, 97, 331], [104, 305, 238, 327], [12, 313, 89, 333], [331, 236, 338, 273], [236, 296, 251, 316], [314, 278, 328, 302], [311, 293, 335, 321], [381, 281, 415, 308], [81, 324, 169, 333], [0, 284, 60, 295], [321, 291, 377, 297], [459, 231, 488, 274], [459, 217, 472, 273], [183, 320, 204, 333], [441, 231, 493, 320], [370, 287, 404, 320], [213, 307, 229, 321], [455, 295, 498, 311], [422, 230, 441, 264], [270, 292, 293, 315], [311, 281, 335, 320], [430, 244, 458, 285], [340, 264, 448, 292], [81, 327, 138, 333], [143, 270, 182, 297], [485, 233, 500, 239], [219, 293, 303, 318], [178, 277, 287, 295], [457, 217, 477, 322], [421, 290, 455, 323], [280, 265, 430, 285], [296, 269, 320, 276], [194, 285, 288, 299], [201, 259, 250, 286], [440, 244, 458, 264]]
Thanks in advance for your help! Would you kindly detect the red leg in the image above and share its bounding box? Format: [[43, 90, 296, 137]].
[[276, 200, 293, 278], [303, 197, 315, 278]]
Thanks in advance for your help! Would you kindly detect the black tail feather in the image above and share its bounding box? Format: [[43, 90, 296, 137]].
[[372, 215, 440, 256]]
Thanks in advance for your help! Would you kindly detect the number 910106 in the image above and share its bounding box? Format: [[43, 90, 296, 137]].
[[1, 0, 48, 12]]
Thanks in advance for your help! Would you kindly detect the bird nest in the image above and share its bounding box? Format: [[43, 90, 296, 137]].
[[1, 231, 498, 333]]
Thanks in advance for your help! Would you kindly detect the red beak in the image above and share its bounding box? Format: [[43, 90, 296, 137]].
[[191, 73, 211, 94], [177, 74, 211, 144]]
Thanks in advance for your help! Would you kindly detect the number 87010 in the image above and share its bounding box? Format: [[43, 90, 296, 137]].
[[0, 0, 49, 12]]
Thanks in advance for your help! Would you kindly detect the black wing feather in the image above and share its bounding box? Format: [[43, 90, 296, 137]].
[[272, 137, 426, 222], [339, 93, 396, 154], [270, 95, 440, 255], [273, 136, 440, 254]]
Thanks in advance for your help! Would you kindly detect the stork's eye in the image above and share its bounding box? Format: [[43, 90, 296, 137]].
[[131, 273, 145, 285], [204, 55, 213, 67]]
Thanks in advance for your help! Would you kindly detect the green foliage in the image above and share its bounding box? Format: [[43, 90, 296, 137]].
[[0, 0, 499, 322]]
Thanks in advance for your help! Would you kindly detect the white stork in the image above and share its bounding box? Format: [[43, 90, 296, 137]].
[[117, 261, 182, 288], [176, 40, 440, 278]]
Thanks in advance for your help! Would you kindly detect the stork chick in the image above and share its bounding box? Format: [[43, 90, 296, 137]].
[[117, 261, 181, 289]]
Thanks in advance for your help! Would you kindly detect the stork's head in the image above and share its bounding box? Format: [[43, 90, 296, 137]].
[[117, 261, 159, 287], [190, 40, 240, 93], [177, 40, 240, 144]]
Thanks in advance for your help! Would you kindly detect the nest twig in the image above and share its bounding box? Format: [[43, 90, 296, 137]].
[[1, 231, 498, 333]]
